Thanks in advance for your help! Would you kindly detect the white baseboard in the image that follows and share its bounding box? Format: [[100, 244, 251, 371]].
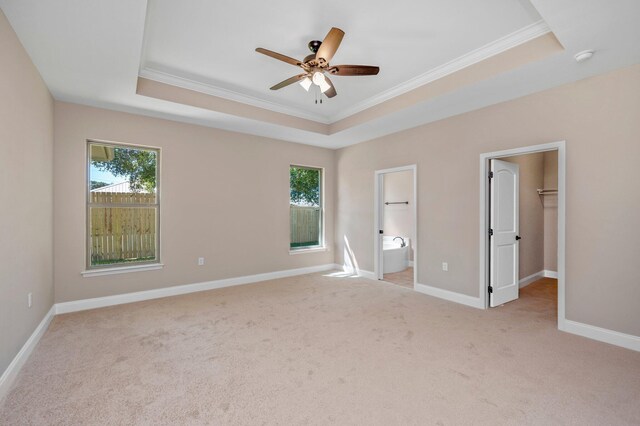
[[0, 305, 55, 403], [519, 271, 545, 288], [56, 263, 338, 314], [356, 269, 376, 280], [415, 283, 484, 309], [560, 319, 640, 352], [519, 270, 558, 288], [408, 261, 414, 267], [337, 262, 377, 280]]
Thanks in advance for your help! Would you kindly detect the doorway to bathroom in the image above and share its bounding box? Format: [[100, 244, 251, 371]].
[[374, 165, 417, 289]]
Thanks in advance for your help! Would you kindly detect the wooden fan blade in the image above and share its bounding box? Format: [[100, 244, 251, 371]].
[[270, 74, 307, 90], [328, 65, 380, 76], [316, 27, 344, 63], [256, 48, 302, 67], [323, 76, 337, 98]]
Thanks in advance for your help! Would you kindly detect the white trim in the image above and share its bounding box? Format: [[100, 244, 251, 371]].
[[518, 270, 545, 288], [374, 165, 418, 286], [415, 283, 484, 309], [330, 20, 550, 122], [560, 320, 640, 352], [140, 21, 549, 126], [337, 260, 377, 280], [356, 269, 377, 280], [479, 141, 566, 327], [81, 263, 164, 277], [139, 67, 331, 125], [544, 270, 558, 279], [288, 247, 328, 255], [58, 264, 337, 314], [0, 305, 55, 403]]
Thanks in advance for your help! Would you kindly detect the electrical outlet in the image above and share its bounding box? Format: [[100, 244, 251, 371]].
[[442, 262, 448, 272], [28, 292, 32, 308], [198, 257, 205, 266]]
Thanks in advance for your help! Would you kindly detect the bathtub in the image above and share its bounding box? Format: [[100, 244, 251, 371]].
[[383, 236, 410, 274]]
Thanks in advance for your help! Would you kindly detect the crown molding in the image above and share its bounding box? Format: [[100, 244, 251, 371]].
[[138, 67, 332, 125], [139, 20, 550, 127], [328, 20, 551, 122]]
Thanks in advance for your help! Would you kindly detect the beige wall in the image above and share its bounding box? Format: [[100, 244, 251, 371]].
[[53, 102, 335, 303], [543, 151, 558, 272], [335, 64, 640, 336], [0, 11, 54, 376], [383, 170, 414, 259], [502, 153, 545, 279]]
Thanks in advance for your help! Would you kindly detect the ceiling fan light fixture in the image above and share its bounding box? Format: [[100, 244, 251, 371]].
[[299, 77, 312, 91], [312, 71, 326, 86], [318, 79, 331, 93]]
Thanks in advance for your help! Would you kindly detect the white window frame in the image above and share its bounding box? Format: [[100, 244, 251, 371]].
[[84, 140, 161, 274], [289, 164, 325, 253]]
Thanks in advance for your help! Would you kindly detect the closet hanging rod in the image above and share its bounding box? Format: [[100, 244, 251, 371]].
[[537, 188, 558, 195], [385, 201, 409, 205]]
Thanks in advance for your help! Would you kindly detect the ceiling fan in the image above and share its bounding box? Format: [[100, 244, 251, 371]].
[[255, 27, 379, 99]]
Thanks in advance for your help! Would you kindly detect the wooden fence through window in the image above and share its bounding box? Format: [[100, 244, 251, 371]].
[[90, 195, 318, 263], [290, 205, 320, 244], [90, 192, 156, 264]]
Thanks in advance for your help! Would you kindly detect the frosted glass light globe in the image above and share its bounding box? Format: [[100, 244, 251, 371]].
[[312, 71, 325, 85]]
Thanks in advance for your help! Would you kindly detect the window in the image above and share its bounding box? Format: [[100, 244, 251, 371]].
[[290, 165, 323, 250], [87, 141, 159, 269]]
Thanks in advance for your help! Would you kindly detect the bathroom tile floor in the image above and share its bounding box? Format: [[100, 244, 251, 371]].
[[383, 267, 414, 288]]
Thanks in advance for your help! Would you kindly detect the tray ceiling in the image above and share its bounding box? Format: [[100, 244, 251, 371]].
[[1, 0, 639, 148]]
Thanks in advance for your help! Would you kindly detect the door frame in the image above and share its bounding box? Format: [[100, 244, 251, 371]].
[[479, 141, 566, 328], [374, 164, 418, 286]]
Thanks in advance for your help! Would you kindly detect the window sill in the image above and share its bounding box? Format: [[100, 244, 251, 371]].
[[81, 263, 164, 277], [289, 247, 328, 255]]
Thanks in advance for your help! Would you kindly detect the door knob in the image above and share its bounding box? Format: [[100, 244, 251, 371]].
[[515, 235, 522, 240]]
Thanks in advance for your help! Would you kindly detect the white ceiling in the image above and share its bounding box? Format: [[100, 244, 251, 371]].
[[140, 0, 542, 122], [1, 0, 639, 149]]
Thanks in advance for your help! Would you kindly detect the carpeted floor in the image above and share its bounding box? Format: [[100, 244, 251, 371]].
[[1, 273, 639, 425]]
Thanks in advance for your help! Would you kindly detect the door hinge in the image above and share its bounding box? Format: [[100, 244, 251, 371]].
[[488, 171, 494, 179], [489, 228, 493, 236], [488, 286, 493, 294]]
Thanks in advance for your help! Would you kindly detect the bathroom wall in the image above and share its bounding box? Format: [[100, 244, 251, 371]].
[[383, 170, 414, 260]]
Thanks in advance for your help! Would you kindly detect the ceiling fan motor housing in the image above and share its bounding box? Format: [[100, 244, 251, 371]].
[[308, 40, 322, 53]]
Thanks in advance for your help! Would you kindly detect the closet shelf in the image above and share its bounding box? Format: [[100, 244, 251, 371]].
[[537, 188, 558, 195]]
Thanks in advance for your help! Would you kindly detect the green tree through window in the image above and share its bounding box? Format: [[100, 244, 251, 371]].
[[290, 166, 320, 206], [92, 148, 157, 192], [290, 166, 322, 249]]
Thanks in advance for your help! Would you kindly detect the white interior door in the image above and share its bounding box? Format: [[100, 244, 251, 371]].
[[490, 159, 520, 307]]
